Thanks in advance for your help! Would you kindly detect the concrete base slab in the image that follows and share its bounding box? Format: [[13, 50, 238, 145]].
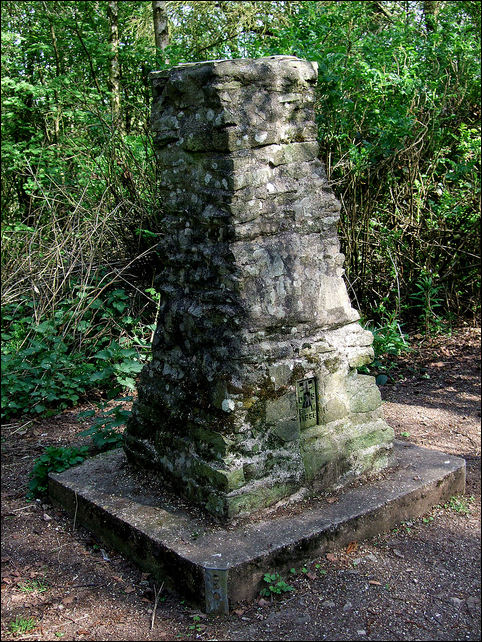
[[49, 441, 465, 614]]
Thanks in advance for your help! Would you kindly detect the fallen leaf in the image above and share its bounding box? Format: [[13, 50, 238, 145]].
[[77, 629, 90, 636], [62, 596, 74, 605], [112, 575, 124, 583], [369, 580, 381, 586], [346, 541, 358, 555], [124, 586, 135, 594], [43, 513, 52, 521], [326, 497, 338, 504], [326, 553, 337, 562], [258, 598, 270, 607], [306, 572, 317, 580], [141, 572, 151, 581], [234, 608, 245, 616]]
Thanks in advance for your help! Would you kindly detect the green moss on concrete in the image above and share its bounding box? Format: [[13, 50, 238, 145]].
[[190, 427, 235, 456], [226, 481, 298, 518], [345, 422, 394, 454]]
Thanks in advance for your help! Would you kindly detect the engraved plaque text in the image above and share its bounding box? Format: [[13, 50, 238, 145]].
[[296, 377, 318, 429]]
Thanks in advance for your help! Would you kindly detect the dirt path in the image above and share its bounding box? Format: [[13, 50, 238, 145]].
[[1, 326, 480, 641]]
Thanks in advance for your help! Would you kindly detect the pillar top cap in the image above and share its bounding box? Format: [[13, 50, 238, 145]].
[[149, 55, 318, 83]]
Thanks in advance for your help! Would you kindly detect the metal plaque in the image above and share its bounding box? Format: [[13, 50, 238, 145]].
[[204, 567, 229, 614], [296, 377, 318, 429]]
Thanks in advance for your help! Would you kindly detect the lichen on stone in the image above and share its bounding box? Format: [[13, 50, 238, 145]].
[[124, 56, 394, 520]]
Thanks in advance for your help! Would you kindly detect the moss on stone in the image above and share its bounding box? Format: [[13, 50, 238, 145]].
[[226, 481, 298, 518]]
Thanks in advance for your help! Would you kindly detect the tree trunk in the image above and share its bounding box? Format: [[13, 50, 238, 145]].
[[152, 1, 169, 53], [42, 2, 62, 144], [107, 0, 122, 131], [422, 1, 440, 32]]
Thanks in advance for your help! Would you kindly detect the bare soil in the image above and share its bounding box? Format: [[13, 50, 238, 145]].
[[1, 326, 480, 641]]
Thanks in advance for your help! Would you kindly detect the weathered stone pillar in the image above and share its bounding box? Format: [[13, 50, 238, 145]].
[[124, 56, 394, 520]]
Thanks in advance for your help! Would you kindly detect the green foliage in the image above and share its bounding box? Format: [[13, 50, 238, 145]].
[[188, 615, 203, 633], [444, 495, 474, 516], [1, 286, 151, 421], [371, 314, 409, 360], [8, 616, 38, 635], [267, 1, 481, 324], [28, 445, 89, 498], [17, 579, 48, 594], [78, 397, 132, 452], [358, 312, 410, 383], [409, 271, 445, 335], [259, 572, 295, 597]]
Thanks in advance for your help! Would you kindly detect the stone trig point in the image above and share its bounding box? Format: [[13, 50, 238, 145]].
[[50, 56, 465, 613], [124, 56, 394, 518]]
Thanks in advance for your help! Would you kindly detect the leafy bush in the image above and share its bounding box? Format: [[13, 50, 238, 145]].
[[28, 445, 89, 498], [1, 286, 153, 421], [359, 313, 410, 384]]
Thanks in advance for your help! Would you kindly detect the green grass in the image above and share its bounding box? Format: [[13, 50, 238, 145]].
[[8, 616, 37, 634], [17, 579, 48, 593], [445, 495, 474, 516]]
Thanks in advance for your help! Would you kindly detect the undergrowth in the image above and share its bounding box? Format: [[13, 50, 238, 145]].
[[28, 445, 89, 498], [1, 284, 155, 421]]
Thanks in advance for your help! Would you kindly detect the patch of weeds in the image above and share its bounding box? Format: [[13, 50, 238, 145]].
[[188, 615, 203, 633], [400, 431, 411, 438], [1, 287, 149, 421], [17, 578, 48, 593], [289, 566, 309, 575], [315, 564, 327, 575], [78, 396, 132, 452], [401, 521, 413, 534], [358, 310, 410, 383], [260, 572, 295, 597], [422, 515, 434, 524], [54, 633, 65, 638], [8, 616, 37, 635], [28, 445, 89, 498], [444, 495, 474, 516]]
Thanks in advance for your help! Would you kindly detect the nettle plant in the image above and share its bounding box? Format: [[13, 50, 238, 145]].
[[28, 445, 89, 498], [259, 572, 295, 598], [78, 396, 133, 451], [1, 285, 154, 421]]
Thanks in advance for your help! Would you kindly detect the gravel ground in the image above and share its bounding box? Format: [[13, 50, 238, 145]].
[[1, 326, 480, 641]]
